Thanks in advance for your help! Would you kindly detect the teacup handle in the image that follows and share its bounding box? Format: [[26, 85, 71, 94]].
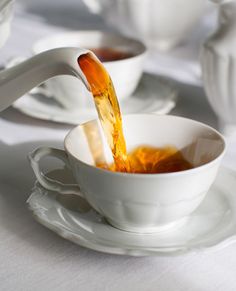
[[28, 147, 83, 196]]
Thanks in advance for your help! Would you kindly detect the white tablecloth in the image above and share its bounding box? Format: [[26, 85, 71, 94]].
[[1, 2, 236, 291]]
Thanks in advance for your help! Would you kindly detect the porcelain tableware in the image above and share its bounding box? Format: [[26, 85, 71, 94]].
[[0, 47, 93, 112], [33, 31, 147, 109], [13, 73, 177, 124], [29, 114, 225, 233], [82, 0, 207, 51], [27, 166, 236, 256], [201, 0, 236, 134]]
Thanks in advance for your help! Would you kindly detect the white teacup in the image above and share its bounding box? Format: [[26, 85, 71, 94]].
[[33, 31, 147, 109], [29, 114, 225, 233]]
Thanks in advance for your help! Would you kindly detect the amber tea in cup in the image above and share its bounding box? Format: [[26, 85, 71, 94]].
[[98, 145, 193, 174]]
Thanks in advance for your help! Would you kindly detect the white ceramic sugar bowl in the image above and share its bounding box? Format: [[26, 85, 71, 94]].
[[201, 0, 236, 134]]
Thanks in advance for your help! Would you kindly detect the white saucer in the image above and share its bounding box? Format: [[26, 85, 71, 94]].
[[27, 166, 236, 256], [13, 73, 177, 125]]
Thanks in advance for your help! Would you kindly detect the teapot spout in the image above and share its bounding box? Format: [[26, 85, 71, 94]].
[[0, 47, 90, 112]]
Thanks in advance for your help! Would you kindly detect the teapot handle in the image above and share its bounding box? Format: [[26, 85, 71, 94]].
[[0, 47, 91, 112]]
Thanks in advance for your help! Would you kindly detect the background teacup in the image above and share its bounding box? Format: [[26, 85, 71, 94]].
[[33, 31, 147, 109], [29, 114, 225, 233], [82, 0, 208, 51]]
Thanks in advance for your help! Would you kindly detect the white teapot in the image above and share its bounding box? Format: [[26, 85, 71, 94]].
[[0, 2, 90, 112], [201, 0, 236, 132], [0, 47, 90, 112]]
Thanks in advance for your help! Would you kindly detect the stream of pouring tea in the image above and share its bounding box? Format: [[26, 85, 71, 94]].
[[78, 53, 130, 172], [78, 53, 192, 174]]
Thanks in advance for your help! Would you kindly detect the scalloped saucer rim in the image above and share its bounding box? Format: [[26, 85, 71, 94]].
[[13, 73, 177, 125], [27, 166, 236, 256]]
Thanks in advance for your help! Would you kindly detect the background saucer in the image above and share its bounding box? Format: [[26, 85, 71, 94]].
[[28, 167, 236, 256], [13, 73, 177, 124]]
